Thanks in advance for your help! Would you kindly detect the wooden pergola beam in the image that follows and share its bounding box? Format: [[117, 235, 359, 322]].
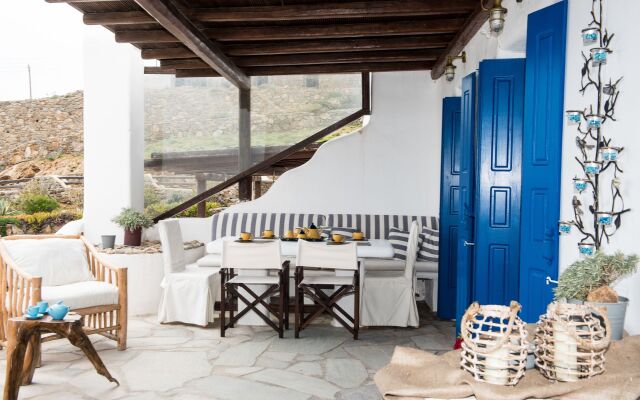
[[84, 11, 154, 25], [141, 36, 451, 59], [161, 49, 441, 69], [133, 0, 250, 89], [170, 61, 433, 78], [116, 18, 465, 43], [431, 3, 491, 79]]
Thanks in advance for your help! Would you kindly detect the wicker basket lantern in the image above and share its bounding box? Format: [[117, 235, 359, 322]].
[[460, 301, 529, 386], [535, 302, 611, 382]]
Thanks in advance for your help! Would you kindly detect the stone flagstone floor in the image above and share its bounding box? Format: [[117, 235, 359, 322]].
[[0, 307, 455, 400]]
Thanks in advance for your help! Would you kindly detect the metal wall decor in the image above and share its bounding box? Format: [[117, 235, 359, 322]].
[[565, 0, 630, 253]]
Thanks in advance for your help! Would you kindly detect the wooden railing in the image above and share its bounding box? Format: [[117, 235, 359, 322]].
[[153, 72, 371, 222]]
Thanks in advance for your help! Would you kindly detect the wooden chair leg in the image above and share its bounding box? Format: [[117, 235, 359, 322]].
[[228, 269, 235, 328], [354, 270, 360, 340], [220, 269, 226, 338], [294, 268, 301, 338], [278, 273, 285, 338], [284, 265, 290, 330]]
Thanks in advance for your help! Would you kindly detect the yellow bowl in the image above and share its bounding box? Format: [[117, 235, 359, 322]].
[[332, 234, 344, 243], [240, 232, 253, 241], [352, 232, 364, 240], [284, 230, 294, 238], [262, 230, 274, 238]]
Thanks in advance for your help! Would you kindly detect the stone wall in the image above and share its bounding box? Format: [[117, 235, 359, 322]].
[[0, 91, 83, 170]]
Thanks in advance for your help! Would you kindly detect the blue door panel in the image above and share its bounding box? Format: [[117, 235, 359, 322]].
[[438, 97, 461, 319], [474, 59, 525, 306], [519, 1, 568, 322], [455, 72, 477, 332]]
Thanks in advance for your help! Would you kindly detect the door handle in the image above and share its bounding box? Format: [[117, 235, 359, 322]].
[[464, 241, 475, 247]]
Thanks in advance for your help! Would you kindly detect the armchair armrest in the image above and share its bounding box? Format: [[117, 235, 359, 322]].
[[79, 236, 127, 290], [0, 239, 43, 318]]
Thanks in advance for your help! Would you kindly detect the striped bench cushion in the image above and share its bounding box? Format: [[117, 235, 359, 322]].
[[211, 213, 326, 240], [388, 227, 411, 260], [417, 228, 439, 262], [325, 214, 439, 240]]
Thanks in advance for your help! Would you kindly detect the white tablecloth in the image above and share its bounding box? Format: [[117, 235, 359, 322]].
[[206, 237, 395, 259]]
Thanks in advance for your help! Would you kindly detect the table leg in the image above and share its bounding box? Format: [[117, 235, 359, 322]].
[[65, 323, 120, 386], [21, 332, 41, 385], [4, 322, 32, 400]]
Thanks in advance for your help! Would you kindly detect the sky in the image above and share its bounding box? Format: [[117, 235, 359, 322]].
[[0, 0, 85, 101]]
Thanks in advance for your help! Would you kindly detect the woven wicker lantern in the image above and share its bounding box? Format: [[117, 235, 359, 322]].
[[460, 301, 528, 385], [535, 302, 611, 382]]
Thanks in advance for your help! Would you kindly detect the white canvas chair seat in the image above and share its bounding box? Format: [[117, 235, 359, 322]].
[[362, 221, 420, 328], [295, 241, 360, 340], [158, 220, 220, 327], [42, 281, 119, 310], [197, 253, 222, 268], [300, 276, 354, 286], [221, 240, 289, 337], [363, 258, 438, 273], [227, 275, 280, 285]]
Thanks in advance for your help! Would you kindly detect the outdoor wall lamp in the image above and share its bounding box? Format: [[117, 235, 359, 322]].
[[481, 0, 523, 34], [444, 52, 466, 82]]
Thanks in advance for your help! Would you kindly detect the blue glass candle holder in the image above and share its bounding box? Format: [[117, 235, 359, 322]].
[[566, 110, 582, 125], [601, 147, 619, 161], [558, 221, 572, 235], [573, 177, 588, 193], [584, 161, 602, 175], [590, 47, 609, 66], [597, 212, 614, 226], [585, 114, 604, 130], [582, 27, 599, 45], [578, 242, 596, 256]]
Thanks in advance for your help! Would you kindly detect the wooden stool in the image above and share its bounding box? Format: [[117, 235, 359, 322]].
[[3, 313, 119, 400]]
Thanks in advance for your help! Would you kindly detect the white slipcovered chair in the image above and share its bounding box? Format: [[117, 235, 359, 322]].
[[0, 235, 127, 350], [361, 221, 420, 327], [157, 219, 219, 326]]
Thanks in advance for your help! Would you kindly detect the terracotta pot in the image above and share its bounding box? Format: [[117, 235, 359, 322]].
[[123, 227, 142, 246]]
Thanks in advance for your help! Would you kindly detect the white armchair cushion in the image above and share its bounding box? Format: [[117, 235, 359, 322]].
[[3, 239, 94, 286], [42, 281, 119, 310]]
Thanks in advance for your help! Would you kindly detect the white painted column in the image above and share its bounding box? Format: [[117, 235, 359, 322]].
[[82, 26, 144, 243]]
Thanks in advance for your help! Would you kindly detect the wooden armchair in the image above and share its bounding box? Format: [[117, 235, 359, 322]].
[[0, 235, 127, 350]]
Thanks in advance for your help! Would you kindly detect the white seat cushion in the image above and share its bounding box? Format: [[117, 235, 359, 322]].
[[301, 276, 353, 286], [227, 275, 280, 285], [197, 254, 222, 268], [3, 239, 94, 286], [41, 281, 118, 310], [364, 258, 405, 271], [415, 261, 438, 273]]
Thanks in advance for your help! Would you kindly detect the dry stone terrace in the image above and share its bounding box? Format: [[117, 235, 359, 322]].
[[0, 307, 454, 400]]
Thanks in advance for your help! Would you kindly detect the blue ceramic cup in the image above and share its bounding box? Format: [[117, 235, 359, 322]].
[[37, 301, 49, 314], [27, 305, 40, 317], [48, 304, 70, 320]]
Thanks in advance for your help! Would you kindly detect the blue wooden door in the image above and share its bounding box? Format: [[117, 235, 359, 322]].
[[474, 59, 525, 306], [519, 1, 568, 322], [438, 97, 462, 319], [455, 72, 477, 331]]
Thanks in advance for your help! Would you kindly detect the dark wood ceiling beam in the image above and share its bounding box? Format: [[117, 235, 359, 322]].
[[141, 36, 450, 59], [169, 62, 433, 78], [144, 66, 176, 74], [84, 11, 154, 25], [160, 49, 440, 68], [116, 19, 465, 43], [431, 3, 491, 79], [45, 0, 119, 3], [133, 0, 250, 89]]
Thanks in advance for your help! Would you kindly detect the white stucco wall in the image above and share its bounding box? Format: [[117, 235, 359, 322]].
[[227, 71, 445, 217], [560, 0, 640, 335], [83, 26, 144, 243]]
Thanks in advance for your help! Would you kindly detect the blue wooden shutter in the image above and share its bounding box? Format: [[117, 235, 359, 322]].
[[475, 59, 525, 306], [519, 1, 568, 322], [438, 97, 461, 319], [456, 72, 477, 332]]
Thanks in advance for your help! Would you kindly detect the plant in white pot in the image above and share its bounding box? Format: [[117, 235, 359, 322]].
[[112, 208, 154, 247], [555, 251, 638, 340]]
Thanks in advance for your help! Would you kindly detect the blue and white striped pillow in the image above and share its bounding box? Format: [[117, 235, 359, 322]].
[[388, 227, 411, 260], [417, 228, 439, 262]]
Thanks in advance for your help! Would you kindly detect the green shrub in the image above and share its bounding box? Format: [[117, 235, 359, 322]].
[[144, 184, 162, 207], [112, 207, 154, 231], [20, 194, 60, 214], [0, 199, 10, 216], [0, 210, 82, 237], [177, 201, 222, 217]]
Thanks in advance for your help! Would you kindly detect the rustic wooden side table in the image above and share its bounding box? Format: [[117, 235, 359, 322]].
[[3, 313, 119, 400]]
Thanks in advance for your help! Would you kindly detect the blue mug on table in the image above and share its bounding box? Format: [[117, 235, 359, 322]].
[[37, 301, 49, 314], [26, 306, 40, 318]]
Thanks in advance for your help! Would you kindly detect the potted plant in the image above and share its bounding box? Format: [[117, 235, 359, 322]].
[[555, 251, 638, 340], [112, 208, 153, 246]]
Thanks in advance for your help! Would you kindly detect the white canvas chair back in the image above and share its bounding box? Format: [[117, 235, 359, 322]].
[[296, 240, 357, 270], [404, 221, 420, 281], [158, 219, 186, 275], [222, 240, 283, 270]]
